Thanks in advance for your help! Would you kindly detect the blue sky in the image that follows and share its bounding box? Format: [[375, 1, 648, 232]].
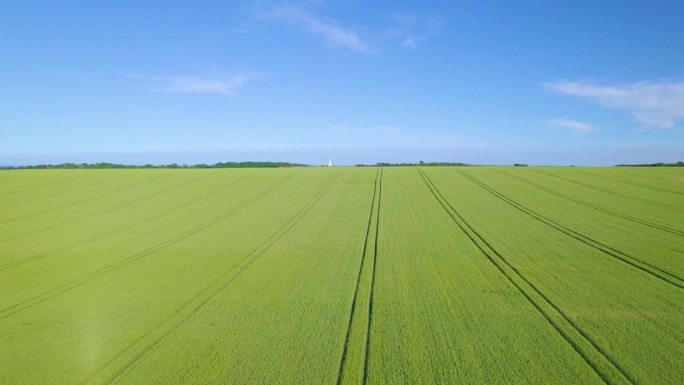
[[1, 0, 683, 166]]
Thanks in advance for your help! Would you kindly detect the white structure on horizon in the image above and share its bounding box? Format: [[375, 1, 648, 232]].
[[327, 160, 333, 167]]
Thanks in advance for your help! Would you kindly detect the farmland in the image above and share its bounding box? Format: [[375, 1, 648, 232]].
[[0, 166, 682, 385]]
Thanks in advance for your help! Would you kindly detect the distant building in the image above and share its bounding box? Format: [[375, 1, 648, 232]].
[[327, 160, 333, 167]]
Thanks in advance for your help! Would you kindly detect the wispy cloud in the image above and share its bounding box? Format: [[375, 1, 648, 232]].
[[549, 118, 594, 135], [389, 14, 447, 49], [130, 74, 254, 95], [256, 3, 371, 53], [544, 79, 684, 129], [329, 124, 486, 150], [331, 124, 401, 136], [369, 125, 402, 135]]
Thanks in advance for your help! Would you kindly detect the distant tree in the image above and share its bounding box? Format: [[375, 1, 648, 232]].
[[615, 161, 684, 167]]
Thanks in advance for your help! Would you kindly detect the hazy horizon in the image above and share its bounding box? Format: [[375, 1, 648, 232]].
[[3, 145, 682, 168]]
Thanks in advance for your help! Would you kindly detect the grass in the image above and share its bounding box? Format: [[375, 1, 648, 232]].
[[0, 166, 682, 384]]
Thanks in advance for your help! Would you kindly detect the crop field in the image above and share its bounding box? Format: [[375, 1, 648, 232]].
[[1, 166, 682, 385]]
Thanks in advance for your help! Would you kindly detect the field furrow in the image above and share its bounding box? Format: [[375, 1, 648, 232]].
[[100, 170, 372, 385], [1, 167, 681, 385], [84, 170, 342, 385], [531, 169, 683, 210], [0, 171, 298, 319], [0, 172, 251, 270], [0, 171, 135, 212], [577, 169, 684, 196], [0, 170, 221, 243], [363, 168, 382, 384], [424, 167, 684, 385], [0, 171, 93, 201], [418, 168, 634, 385], [489, 168, 684, 236], [454, 168, 683, 288], [336, 168, 380, 385], [367, 168, 606, 384], [455, 167, 684, 276]]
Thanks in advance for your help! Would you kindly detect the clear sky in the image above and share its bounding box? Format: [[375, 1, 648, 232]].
[[1, 0, 683, 166]]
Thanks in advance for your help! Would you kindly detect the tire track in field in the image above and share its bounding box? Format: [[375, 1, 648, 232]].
[[82, 171, 342, 385], [0, 173, 91, 200], [615, 170, 672, 182], [0, 172, 133, 210], [489, 168, 684, 237], [578, 169, 684, 196], [363, 168, 382, 385], [0, 172, 185, 240], [417, 168, 636, 385], [454, 168, 684, 288], [0, 172, 299, 320], [335, 168, 380, 385], [0, 172, 219, 243], [531, 169, 682, 211], [0, 172, 250, 271], [0, 172, 175, 225], [0, 172, 52, 193]]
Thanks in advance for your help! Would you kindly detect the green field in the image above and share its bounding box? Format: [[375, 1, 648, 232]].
[[1, 166, 682, 385]]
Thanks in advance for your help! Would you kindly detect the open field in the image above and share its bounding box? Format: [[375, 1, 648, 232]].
[[1, 166, 682, 385]]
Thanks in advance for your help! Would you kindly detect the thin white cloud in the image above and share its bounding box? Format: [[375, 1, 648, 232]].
[[544, 79, 684, 129], [549, 118, 594, 135], [328, 124, 486, 149], [331, 124, 401, 136], [389, 14, 447, 49], [130, 74, 254, 95], [370, 125, 402, 135], [257, 3, 371, 53]]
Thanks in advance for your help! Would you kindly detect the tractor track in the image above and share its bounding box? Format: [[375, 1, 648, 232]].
[[0, 173, 253, 272], [452, 168, 684, 289], [82, 171, 341, 385], [489, 168, 684, 237], [0, 172, 54, 193], [531, 169, 682, 211], [363, 168, 382, 385], [335, 168, 381, 385], [0, 173, 92, 202], [576, 169, 684, 196], [417, 168, 637, 385], [454, 168, 683, 288], [0, 171, 219, 243], [0, 172, 172, 224], [0, 172, 133, 210], [0, 171, 299, 320]]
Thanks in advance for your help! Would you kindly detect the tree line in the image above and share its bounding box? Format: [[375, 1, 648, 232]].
[[615, 162, 683, 167], [1, 161, 309, 170]]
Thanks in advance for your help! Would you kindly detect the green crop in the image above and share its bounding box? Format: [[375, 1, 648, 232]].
[[1, 167, 681, 384]]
